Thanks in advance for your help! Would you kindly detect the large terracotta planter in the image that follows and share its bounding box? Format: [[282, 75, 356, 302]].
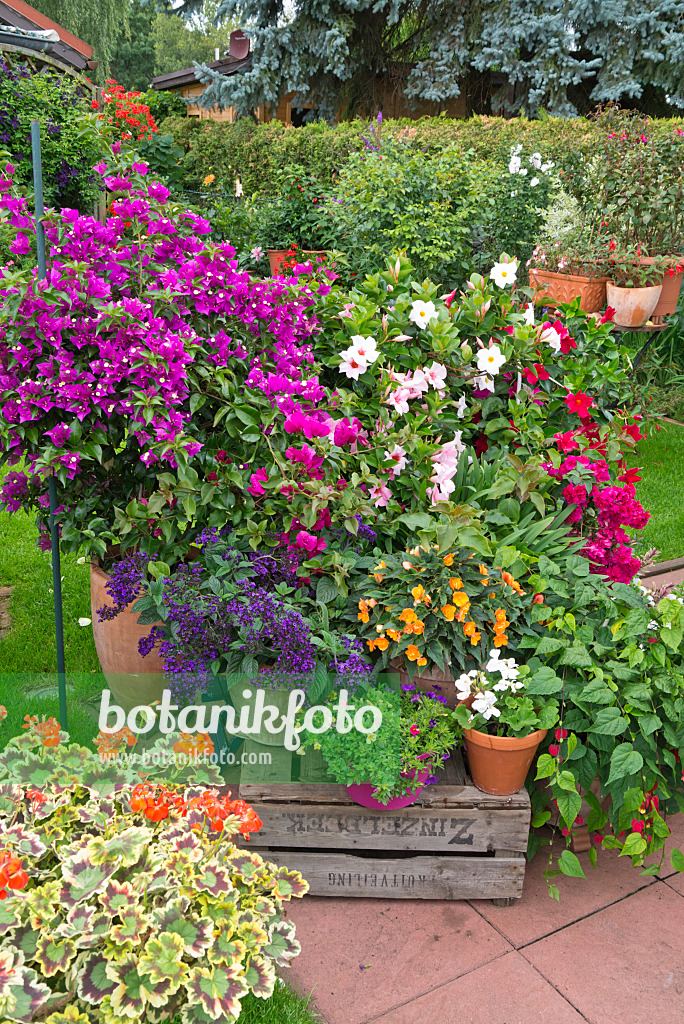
[[606, 282, 663, 328], [391, 656, 462, 708], [266, 249, 288, 275], [529, 269, 608, 313], [90, 563, 166, 715], [463, 728, 548, 796], [638, 257, 684, 316]]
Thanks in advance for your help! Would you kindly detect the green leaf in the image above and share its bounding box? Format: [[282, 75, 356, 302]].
[[535, 754, 556, 780], [670, 848, 684, 872], [526, 666, 564, 694], [556, 791, 582, 830], [558, 850, 586, 878], [559, 643, 593, 668], [607, 744, 643, 784], [589, 707, 628, 735], [660, 625, 683, 652], [315, 576, 339, 604], [620, 832, 647, 858], [556, 770, 578, 792]]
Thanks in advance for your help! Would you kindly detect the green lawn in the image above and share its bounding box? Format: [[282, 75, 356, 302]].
[[628, 420, 684, 562]]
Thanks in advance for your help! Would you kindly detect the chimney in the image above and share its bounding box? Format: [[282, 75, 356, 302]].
[[229, 29, 250, 60], [215, 47, 220, 61]]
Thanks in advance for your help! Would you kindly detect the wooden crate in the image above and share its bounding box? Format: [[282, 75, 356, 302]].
[[238, 750, 531, 903]]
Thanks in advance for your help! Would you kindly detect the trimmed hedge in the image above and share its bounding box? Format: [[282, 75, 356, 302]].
[[160, 112, 684, 199]]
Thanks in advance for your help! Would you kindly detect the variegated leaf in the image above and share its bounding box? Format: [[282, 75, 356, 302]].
[[76, 953, 117, 1005], [140, 932, 187, 987], [150, 903, 214, 958], [44, 1003, 92, 1023], [2, 963, 51, 1023], [264, 920, 301, 965], [8, 756, 54, 790], [243, 954, 276, 999], [1, 823, 47, 859], [0, 784, 22, 817], [86, 826, 151, 867], [235, 921, 268, 954], [105, 955, 170, 1016], [9, 925, 39, 961], [224, 851, 264, 883], [193, 864, 233, 898], [34, 935, 77, 978], [207, 935, 246, 967], [81, 765, 129, 799], [97, 880, 136, 917], [270, 866, 309, 900], [109, 907, 148, 945], [60, 853, 115, 909], [56, 904, 96, 940], [185, 964, 248, 1022], [24, 881, 61, 930], [0, 899, 23, 937]]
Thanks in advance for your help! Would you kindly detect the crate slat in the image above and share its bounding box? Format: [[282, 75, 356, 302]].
[[254, 849, 525, 900]]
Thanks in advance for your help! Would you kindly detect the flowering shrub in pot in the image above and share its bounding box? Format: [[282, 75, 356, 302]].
[[0, 727, 308, 1023], [527, 237, 609, 313], [604, 250, 671, 327], [304, 686, 456, 807], [453, 654, 559, 795]]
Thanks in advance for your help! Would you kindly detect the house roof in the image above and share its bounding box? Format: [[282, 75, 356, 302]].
[[0, 0, 93, 71], [151, 54, 252, 92]]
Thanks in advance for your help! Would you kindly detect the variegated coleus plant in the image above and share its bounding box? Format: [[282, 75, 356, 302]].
[[0, 732, 308, 1024]]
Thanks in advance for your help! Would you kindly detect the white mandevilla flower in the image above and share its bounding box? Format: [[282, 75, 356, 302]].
[[456, 393, 468, 419], [350, 334, 378, 363], [529, 152, 542, 169], [409, 300, 438, 329], [541, 161, 555, 173], [539, 324, 563, 353], [423, 361, 448, 390], [489, 259, 518, 289], [471, 373, 495, 393], [385, 443, 407, 477], [519, 168, 528, 176], [523, 304, 535, 326], [471, 690, 500, 720], [476, 344, 506, 375], [339, 348, 368, 380], [385, 386, 411, 415]]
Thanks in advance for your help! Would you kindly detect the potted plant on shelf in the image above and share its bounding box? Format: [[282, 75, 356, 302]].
[[527, 235, 609, 313], [352, 543, 530, 707], [306, 684, 457, 808], [254, 163, 334, 274], [453, 653, 559, 796], [604, 249, 671, 328]]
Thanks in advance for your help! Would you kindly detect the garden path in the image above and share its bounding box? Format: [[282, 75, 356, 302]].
[[283, 812, 684, 1024]]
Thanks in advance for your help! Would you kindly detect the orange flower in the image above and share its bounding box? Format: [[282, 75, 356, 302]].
[[410, 620, 425, 634], [443, 553, 454, 566], [493, 634, 508, 647], [405, 645, 422, 661], [469, 630, 481, 645], [367, 639, 377, 651], [402, 560, 413, 570], [417, 657, 428, 666], [411, 584, 430, 605], [463, 621, 477, 637], [494, 607, 507, 622], [387, 628, 401, 641], [368, 598, 377, 607], [399, 608, 418, 624], [456, 602, 471, 622], [375, 637, 389, 651], [502, 571, 525, 595], [452, 591, 469, 607], [442, 604, 456, 620], [358, 609, 369, 623], [449, 577, 464, 590], [479, 564, 489, 577]]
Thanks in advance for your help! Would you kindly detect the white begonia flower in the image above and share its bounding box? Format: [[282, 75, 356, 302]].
[[523, 304, 535, 326], [456, 394, 468, 419], [409, 299, 438, 329], [471, 373, 495, 393], [519, 168, 528, 176], [456, 673, 473, 701], [530, 152, 542, 169], [508, 155, 522, 174], [489, 259, 518, 288], [423, 361, 448, 390], [471, 690, 500, 720], [530, 177, 540, 188], [476, 344, 506, 375], [350, 334, 378, 363], [339, 348, 368, 380]]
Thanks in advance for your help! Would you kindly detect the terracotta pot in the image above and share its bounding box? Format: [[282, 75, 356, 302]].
[[606, 282, 663, 328], [463, 728, 548, 796], [227, 681, 291, 747], [529, 269, 608, 313], [638, 256, 684, 316], [266, 249, 288, 275], [90, 563, 166, 715], [301, 249, 326, 263], [391, 656, 466, 709]]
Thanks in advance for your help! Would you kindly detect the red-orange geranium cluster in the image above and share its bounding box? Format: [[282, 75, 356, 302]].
[[0, 850, 28, 900], [22, 714, 60, 748], [97, 79, 158, 142], [94, 725, 137, 760], [129, 783, 262, 839]]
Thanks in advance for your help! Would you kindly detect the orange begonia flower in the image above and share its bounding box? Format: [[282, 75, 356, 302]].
[[449, 577, 464, 590], [479, 564, 489, 576], [469, 630, 481, 645], [411, 620, 425, 634], [463, 621, 477, 636], [375, 637, 389, 651], [387, 629, 401, 641], [441, 604, 456, 620], [417, 657, 428, 666], [443, 553, 455, 566], [452, 591, 469, 607], [456, 603, 471, 621], [411, 584, 430, 605], [358, 610, 369, 623], [399, 608, 418, 624], [405, 645, 421, 661], [502, 571, 525, 594], [493, 634, 508, 647], [367, 639, 377, 651]]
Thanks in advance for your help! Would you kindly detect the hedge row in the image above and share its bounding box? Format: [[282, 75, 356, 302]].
[[160, 112, 684, 199]]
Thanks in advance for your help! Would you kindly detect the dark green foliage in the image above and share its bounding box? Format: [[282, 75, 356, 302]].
[[110, 0, 157, 92]]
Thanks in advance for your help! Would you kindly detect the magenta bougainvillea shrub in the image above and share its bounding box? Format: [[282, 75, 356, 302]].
[[0, 150, 329, 565]]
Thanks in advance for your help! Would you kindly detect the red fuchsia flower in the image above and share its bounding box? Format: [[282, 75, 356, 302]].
[[618, 466, 642, 484], [524, 363, 550, 385], [294, 529, 327, 554], [0, 850, 29, 899], [555, 728, 568, 741], [600, 306, 616, 323], [565, 391, 594, 417], [631, 819, 645, 834], [548, 744, 560, 757], [593, 833, 603, 845]]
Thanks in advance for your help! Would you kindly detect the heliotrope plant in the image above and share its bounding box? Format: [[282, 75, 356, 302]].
[[0, 724, 308, 1023]]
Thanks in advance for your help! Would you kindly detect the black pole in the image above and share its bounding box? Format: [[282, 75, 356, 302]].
[[31, 120, 67, 729]]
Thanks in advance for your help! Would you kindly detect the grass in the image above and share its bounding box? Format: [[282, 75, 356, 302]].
[[627, 420, 684, 562], [174, 982, 324, 1024]]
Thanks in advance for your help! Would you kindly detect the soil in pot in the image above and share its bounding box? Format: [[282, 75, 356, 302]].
[[463, 728, 548, 796], [529, 269, 608, 314], [90, 563, 166, 715], [606, 282, 663, 328]]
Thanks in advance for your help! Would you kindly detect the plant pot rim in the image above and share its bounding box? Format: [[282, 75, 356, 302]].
[[463, 727, 548, 751], [530, 268, 609, 283], [606, 282, 663, 293]]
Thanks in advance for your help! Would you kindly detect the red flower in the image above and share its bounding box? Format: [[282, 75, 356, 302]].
[[600, 306, 616, 323], [474, 432, 489, 455], [91, 100, 100, 109], [565, 391, 594, 418], [533, 593, 544, 604], [206, 471, 218, 482], [622, 422, 644, 444], [631, 819, 645, 834], [553, 430, 579, 452], [548, 744, 560, 757], [618, 466, 642, 484], [555, 727, 568, 741], [524, 363, 550, 385], [0, 850, 29, 899]]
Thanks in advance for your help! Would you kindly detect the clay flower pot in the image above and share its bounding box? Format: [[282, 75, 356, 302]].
[[606, 282, 663, 328], [266, 249, 288, 275], [391, 656, 462, 709], [227, 680, 291, 747], [90, 563, 166, 715], [529, 269, 608, 313], [638, 256, 684, 316], [463, 727, 548, 796]]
